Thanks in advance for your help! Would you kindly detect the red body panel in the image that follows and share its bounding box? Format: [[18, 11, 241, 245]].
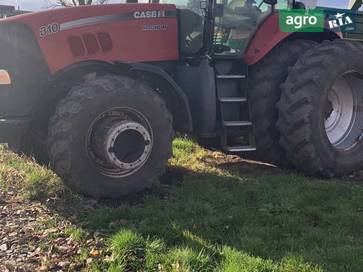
[[244, 13, 290, 65], [3, 4, 179, 74], [244, 13, 342, 65]]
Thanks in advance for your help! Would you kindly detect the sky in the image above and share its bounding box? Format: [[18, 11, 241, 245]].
[[0, 0, 353, 11], [1, 0, 54, 10], [318, 0, 350, 8]]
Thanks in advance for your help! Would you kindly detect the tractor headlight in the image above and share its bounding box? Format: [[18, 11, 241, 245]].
[[0, 70, 11, 85]]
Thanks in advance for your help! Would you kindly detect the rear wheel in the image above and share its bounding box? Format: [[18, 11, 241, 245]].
[[278, 40, 363, 177], [48, 75, 173, 198], [249, 39, 317, 165]]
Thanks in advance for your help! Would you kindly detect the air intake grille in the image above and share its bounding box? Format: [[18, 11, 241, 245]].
[[68, 32, 113, 57], [68, 36, 85, 57]]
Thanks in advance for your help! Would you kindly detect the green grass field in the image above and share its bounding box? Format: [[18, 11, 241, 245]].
[[1, 138, 363, 271]]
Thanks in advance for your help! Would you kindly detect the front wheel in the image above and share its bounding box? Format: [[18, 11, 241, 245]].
[[277, 40, 363, 177], [48, 75, 173, 198]]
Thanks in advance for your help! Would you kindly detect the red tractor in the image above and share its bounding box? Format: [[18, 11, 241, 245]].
[[0, 0, 362, 198]]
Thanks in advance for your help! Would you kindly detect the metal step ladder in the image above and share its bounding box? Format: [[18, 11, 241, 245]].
[[215, 60, 256, 152]]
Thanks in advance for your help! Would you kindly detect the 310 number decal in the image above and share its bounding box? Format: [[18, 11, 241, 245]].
[[39, 23, 60, 38]]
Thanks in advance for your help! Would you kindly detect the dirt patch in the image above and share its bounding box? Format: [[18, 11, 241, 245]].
[[0, 188, 106, 271]]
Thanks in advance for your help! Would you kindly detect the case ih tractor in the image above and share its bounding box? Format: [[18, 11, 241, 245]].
[[1, 0, 363, 198]]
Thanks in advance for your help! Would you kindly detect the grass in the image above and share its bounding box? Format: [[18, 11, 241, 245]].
[[65, 226, 88, 243], [1, 138, 363, 271]]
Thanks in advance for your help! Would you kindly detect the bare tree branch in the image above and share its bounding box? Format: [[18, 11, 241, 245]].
[[51, 0, 109, 7]]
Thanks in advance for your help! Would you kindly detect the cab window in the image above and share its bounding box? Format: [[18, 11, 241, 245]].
[[214, 0, 274, 55], [161, 0, 205, 54]]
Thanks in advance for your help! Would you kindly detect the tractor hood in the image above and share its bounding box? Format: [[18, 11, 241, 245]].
[[0, 4, 179, 73]]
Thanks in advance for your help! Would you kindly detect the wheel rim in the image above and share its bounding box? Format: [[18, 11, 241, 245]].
[[86, 108, 153, 178], [324, 72, 363, 150]]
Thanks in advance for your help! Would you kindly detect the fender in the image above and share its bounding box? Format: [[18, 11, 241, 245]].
[[36, 60, 193, 133], [122, 62, 193, 133], [30, 60, 120, 133], [244, 13, 341, 65]]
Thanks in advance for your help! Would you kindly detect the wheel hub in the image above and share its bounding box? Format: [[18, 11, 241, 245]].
[[103, 121, 151, 170], [324, 73, 363, 150], [87, 108, 153, 178], [324, 85, 354, 146]]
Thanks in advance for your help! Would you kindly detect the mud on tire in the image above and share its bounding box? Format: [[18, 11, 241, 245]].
[[48, 75, 173, 198], [277, 40, 363, 177]]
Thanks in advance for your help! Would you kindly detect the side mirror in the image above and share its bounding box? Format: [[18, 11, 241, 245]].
[[263, 0, 277, 5]]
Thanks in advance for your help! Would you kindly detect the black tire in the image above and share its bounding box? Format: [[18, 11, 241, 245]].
[[249, 39, 317, 165], [277, 40, 363, 177], [48, 75, 173, 198]]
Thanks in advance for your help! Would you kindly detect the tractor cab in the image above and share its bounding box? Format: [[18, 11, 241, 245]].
[[173, 0, 274, 56], [163, 0, 293, 152], [166, 0, 333, 152], [169, 0, 294, 57]]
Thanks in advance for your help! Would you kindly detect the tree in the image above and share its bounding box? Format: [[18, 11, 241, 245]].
[[53, 0, 108, 7]]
